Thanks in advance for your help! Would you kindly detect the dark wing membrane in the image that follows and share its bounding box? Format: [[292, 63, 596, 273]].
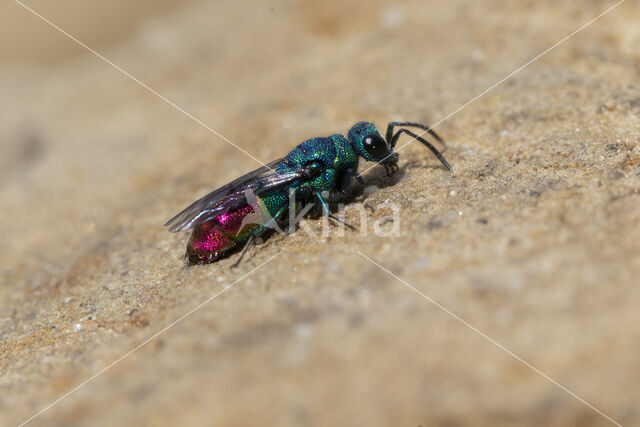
[[165, 158, 283, 232], [165, 159, 320, 232]]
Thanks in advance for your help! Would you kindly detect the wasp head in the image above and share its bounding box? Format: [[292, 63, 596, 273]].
[[348, 121, 399, 176]]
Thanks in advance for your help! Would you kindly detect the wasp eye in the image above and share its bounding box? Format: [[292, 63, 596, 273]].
[[363, 133, 388, 159]]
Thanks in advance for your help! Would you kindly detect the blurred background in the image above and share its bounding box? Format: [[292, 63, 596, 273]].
[[1, 0, 639, 426], [0, 1, 195, 64]]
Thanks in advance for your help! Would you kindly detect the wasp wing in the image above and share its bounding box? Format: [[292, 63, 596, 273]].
[[165, 158, 283, 232], [165, 159, 320, 232]]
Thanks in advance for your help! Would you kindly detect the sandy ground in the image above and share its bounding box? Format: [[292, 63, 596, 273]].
[[1, 0, 639, 425]]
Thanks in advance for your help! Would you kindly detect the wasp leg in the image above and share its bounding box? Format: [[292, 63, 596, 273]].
[[230, 234, 255, 268], [385, 121, 446, 148], [390, 128, 452, 172], [329, 213, 356, 231], [335, 168, 365, 196], [230, 207, 286, 268], [285, 186, 300, 234], [340, 167, 365, 191], [314, 192, 356, 231], [354, 172, 365, 185]]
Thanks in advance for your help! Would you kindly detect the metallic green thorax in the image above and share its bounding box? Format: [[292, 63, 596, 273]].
[[331, 133, 359, 173], [251, 124, 383, 240], [245, 130, 366, 234], [276, 132, 361, 199]]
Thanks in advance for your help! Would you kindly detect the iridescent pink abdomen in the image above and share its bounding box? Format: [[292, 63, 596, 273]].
[[186, 204, 260, 264]]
